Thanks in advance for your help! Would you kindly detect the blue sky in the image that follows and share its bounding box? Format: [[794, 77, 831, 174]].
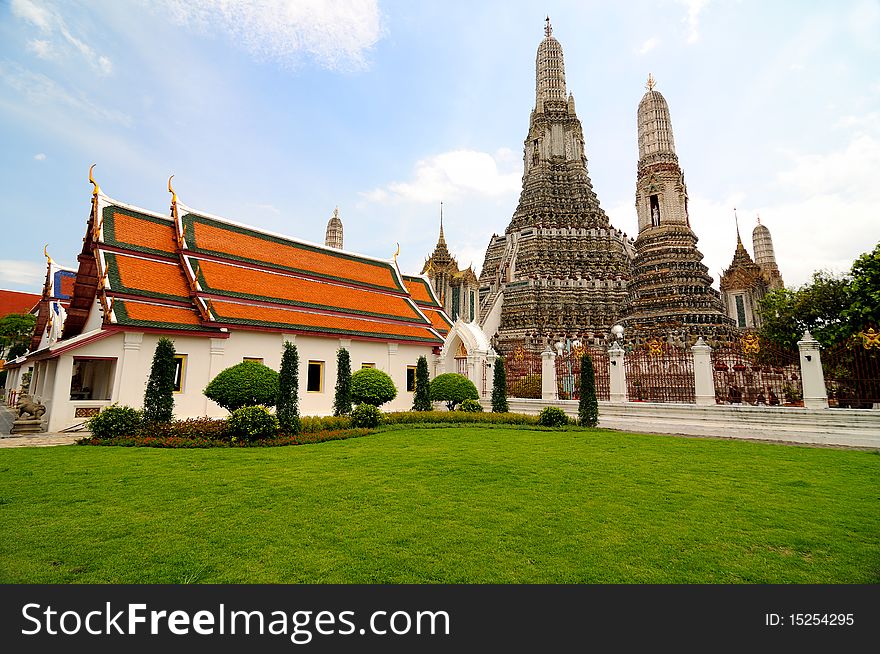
[[1, 0, 878, 295]]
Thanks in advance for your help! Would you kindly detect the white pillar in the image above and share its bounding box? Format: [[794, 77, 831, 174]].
[[541, 348, 556, 400], [116, 331, 143, 407], [691, 337, 716, 406], [798, 330, 828, 410], [608, 341, 626, 403], [46, 355, 74, 432], [204, 337, 226, 415]]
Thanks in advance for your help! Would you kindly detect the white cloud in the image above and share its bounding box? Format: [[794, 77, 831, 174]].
[[33, 153, 46, 161], [11, 0, 114, 75], [363, 149, 521, 204], [0, 259, 45, 288], [637, 37, 659, 55], [676, 0, 709, 43], [160, 0, 383, 71], [0, 62, 132, 127], [776, 132, 880, 197]]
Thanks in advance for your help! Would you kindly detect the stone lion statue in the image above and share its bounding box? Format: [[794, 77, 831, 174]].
[[18, 399, 46, 420]]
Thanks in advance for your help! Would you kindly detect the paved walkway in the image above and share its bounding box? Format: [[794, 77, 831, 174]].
[[0, 403, 83, 448]]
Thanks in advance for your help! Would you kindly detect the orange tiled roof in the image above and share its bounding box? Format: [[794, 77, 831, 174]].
[[105, 253, 191, 303], [102, 206, 177, 257], [113, 299, 205, 330], [0, 289, 40, 316], [191, 257, 427, 324], [209, 300, 441, 343], [183, 212, 404, 293], [403, 275, 441, 307], [421, 307, 452, 335]]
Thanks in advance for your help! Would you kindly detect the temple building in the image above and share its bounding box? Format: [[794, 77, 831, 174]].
[[719, 215, 784, 329], [622, 75, 734, 345], [8, 173, 451, 431], [421, 208, 480, 323], [324, 206, 343, 249], [477, 18, 634, 351]]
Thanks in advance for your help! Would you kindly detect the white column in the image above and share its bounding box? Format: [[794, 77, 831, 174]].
[[691, 337, 716, 406], [116, 331, 143, 407], [541, 348, 556, 400], [798, 330, 828, 410], [204, 337, 226, 415], [608, 341, 626, 403], [484, 351, 497, 399], [46, 355, 73, 432]]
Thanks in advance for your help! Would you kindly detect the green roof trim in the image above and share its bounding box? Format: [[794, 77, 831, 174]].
[[101, 205, 178, 260], [402, 274, 442, 308], [182, 212, 407, 294]]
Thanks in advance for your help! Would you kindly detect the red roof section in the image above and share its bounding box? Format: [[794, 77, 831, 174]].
[[0, 289, 40, 316]]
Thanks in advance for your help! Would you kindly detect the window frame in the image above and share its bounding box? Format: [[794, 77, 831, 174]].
[[307, 360, 325, 393]]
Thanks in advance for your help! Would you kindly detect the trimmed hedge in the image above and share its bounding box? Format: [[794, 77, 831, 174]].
[[205, 361, 280, 411], [351, 368, 397, 407], [77, 428, 374, 448], [228, 405, 279, 441], [381, 411, 538, 426], [86, 405, 143, 439], [351, 403, 382, 428], [429, 373, 479, 410], [458, 399, 484, 412], [538, 406, 569, 427]]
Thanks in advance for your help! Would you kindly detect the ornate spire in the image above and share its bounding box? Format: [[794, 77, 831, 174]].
[[646, 73, 655, 91], [88, 164, 100, 197], [734, 208, 742, 246], [536, 16, 566, 104], [637, 76, 677, 163], [438, 202, 446, 246], [545, 15, 552, 37], [325, 206, 343, 249]]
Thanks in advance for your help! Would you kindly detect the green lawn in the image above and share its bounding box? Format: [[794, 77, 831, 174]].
[[1, 427, 878, 583]]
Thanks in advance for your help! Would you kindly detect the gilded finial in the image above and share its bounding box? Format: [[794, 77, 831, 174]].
[[756, 213, 761, 225], [89, 164, 100, 197], [545, 16, 552, 38], [43, 244, 53, 265], [646, 73, 655, 91], [168, 175, 177, 205], [393, 242, 400, 262]]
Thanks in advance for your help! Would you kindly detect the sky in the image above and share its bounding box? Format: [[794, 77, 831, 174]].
[[1, 0, 878, 297]]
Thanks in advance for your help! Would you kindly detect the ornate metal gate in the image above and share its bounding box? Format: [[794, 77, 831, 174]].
[[822, 328, 880, 409], [711, 332, 802, 406], [625, 340, 695, 403], [503, 343, 543, 398], [555, 346, 610, 401]]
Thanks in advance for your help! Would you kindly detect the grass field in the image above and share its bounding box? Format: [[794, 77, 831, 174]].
[[1, 427, 877, 583]]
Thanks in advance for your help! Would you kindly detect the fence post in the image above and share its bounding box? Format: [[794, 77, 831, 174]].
[[608, 341, 626, 403], [541, 348, 556, 400], [798, 330, 828, 409], [691, 337, 716, 406]]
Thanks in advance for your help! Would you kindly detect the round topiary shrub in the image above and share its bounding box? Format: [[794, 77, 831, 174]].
[[429, 373, 479, 410], [538, 406, 569, 427], [228, 405, 279, 441], [350, 368, 397, 407], [350, 403, 382, 428], [86, 404, 143, 439], [204, 361, 280, 412], [458, 398, 484, 412]]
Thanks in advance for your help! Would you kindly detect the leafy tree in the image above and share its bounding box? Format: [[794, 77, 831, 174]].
[[412, 355, 432, 411], [277, 341, 300, 434], [843, 242, 880, 330], [350, 368, 397, 407], [205, 361, 279, 412], [0, 313, 36, 359], [491, 356, 509, 412], [333, 348, 352, 416], [143, 337, 176, 423], [578, 352, 598, 427], [429, 373, 478, 410]]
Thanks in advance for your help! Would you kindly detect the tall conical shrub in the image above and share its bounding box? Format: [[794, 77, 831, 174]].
[[578, 352, 598, 427], [333, 348, 352, 416], [143, 337, 176, 423], [277, 341, 300, 434], [412, 355, 432, 411], [491, 356, 509, 413]]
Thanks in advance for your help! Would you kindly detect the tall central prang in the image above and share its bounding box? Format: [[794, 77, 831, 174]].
[[478, 18, 633, 350]]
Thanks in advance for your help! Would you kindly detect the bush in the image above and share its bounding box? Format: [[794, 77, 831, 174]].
[[277, 342, 300, 434], [299, 414, 353, 433], [491, 356, 509, 412], [459, 398, 484, 412], [538, 406, 569, 427], [228, 405, 279, 441], [333, 348, 353, 416], [429, 373, 479, 410], [381, 411, 538, 426], [149, 417, 230, 441], [351, 368, 397, 407], [86, 404, 143, 439], [578, 353, 599, 427], [412, 356, 432, 411], [205, 361, 280, 412], [508, 374, 541, 399], [143, 337, 176, 423], [351, 403, 382, 428]]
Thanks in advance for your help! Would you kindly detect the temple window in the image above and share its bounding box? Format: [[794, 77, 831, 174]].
[[361, 363, 376, 369], [649, 195, 661, 226], [243, 357, 263, 364], [307, 361, 324, 393], [173, 355, 187, 393], [70, 357, 117, 401], [735, 295, 747, 328], [406, 366, 417, 392]]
